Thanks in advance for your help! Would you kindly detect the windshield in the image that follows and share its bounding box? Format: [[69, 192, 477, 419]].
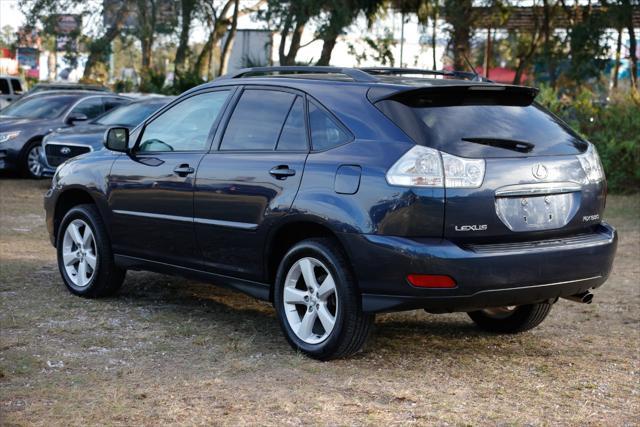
[[94, 101, 166, 127], [1, 95, 77, 119]]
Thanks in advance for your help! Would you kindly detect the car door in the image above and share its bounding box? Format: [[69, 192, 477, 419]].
[[194, 87, 309, 280], [108, 89, 233, 267]]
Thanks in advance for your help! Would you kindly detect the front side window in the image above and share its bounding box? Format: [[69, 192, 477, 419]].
[[0, 79, 9, 95], [220, 89, 296, 151], [138, 90, 230, 152], [308, 101, 351, 151], [70, 98, 104, 119]]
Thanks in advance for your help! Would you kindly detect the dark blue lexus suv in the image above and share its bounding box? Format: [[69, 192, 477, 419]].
[[44, 67, 618, 359]]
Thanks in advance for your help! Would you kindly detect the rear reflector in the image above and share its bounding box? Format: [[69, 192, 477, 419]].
[[407, 274, 456, 288]]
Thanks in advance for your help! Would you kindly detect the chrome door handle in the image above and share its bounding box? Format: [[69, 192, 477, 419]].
[[269, 165, 296, 180], [173, 164, 195, 177]]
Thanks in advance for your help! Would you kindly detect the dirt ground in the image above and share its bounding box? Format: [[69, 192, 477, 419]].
[[0, 178, 638, 426]]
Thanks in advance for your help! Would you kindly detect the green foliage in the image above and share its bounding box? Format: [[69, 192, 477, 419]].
[[0, 25, 16, 49], [139, 68, 167, 93], [171, 70, 205, 94], [347, 29, 396, 66], [113, 79, 134, 93], [566, 13, 608, 84], [538, 85, 640, 193]]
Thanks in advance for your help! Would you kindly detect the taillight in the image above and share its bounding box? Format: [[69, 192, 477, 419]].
[[386, 145, 485, 188], [407, 274, 456, 288], [577, 144, 605, 183]]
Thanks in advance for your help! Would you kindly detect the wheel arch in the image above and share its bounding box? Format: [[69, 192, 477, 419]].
[[263, 216, 356, 300], [18, 135, 45, 175], [53, 187, 105, 242]]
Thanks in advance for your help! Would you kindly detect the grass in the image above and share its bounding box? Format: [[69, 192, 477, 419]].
[[0, 178, 638, 425]]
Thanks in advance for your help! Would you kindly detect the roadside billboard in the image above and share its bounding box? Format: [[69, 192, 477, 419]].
[[17, 47, 39, 78], [52, 14, 81, 52]]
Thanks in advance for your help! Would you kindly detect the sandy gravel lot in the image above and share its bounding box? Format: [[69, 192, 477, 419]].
[[1, 178, 638, 426]]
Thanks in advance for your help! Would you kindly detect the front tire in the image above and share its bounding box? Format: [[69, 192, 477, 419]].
[[22, 140, 44, 178], [274, 238, 373, 360], [56, 204, 125, 298], [467, 303, 552, 333]]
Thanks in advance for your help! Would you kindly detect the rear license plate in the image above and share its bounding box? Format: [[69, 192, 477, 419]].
[[495, 193, 577, 232]]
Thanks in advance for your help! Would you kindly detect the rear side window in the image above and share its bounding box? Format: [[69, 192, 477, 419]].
[[308, 101, 351, 151], [276, 96, 307, 151], [103, 97, 129, 112], [71, 97, 104, 118], [0, 79, 9, 94], [221, 89, 295, 151], [10, 79, 23, 94]]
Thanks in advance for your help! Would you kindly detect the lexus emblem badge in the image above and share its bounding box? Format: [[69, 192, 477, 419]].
[[60, 147, 71, 155], [532, 163, 548, 180]]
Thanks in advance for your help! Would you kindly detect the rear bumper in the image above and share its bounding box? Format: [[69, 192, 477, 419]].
[[340, 223, 617, 313]]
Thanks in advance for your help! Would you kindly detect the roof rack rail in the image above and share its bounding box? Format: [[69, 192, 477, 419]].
[[360, 67, 492, 82], [221, 66, 379, 83]]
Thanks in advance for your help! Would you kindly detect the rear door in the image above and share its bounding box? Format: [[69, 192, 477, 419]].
[[375, 86, 606, 243], [194, 87, 309, 280]]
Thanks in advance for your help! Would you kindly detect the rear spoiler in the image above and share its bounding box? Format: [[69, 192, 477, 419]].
[[367, 84, 539, 107]]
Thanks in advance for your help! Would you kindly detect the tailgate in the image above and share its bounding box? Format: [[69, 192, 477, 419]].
[[444, 155, 606, 243]]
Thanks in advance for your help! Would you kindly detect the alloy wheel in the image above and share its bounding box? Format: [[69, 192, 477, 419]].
[[27, 145, 43, 177], [62, 219, 97, 287], [283, 257, 338, 344]]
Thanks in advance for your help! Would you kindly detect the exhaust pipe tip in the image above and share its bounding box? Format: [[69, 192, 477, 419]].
[[562, 291, 593, 304]]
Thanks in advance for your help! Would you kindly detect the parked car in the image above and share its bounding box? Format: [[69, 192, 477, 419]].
[[0, 91, 129, 177], [28, 83, 111, 94], [44, 66, 617, 360], [40, 96, 173, 177], [0, 75, 25, 109]]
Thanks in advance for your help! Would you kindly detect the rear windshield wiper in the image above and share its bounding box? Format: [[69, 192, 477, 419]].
[[461, 137, 535, 153]]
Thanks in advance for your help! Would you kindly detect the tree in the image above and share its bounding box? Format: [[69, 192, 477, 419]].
[[442, 0, 474, 70], [194, 0, 264, 80], [265, 0, 324, 65], [83, 2, 132, 81], [561, 0, 609, 85], [219, 0, 239, 75], [174, 0, 199, 80], [0, 25, 16, 49], [620, 0, 638, 89], [135, 0, 158, 80], [314, 0, 384, 66]]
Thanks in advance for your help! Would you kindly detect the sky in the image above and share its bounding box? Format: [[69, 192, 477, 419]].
[[0, 0, 25, 30]]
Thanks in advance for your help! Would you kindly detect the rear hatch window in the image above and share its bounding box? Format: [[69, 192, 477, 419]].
[[374, 85, 588, 158]]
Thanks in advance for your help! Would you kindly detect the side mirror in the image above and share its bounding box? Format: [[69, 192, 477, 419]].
[[104, 127, 129, 153], [66, 112, 88, 125]]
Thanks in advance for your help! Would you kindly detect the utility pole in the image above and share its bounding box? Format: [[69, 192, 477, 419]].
[[400, 10, 405, 67]]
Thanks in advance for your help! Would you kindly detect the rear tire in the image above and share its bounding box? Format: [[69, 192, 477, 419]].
[[56, 204, 126, 298], [467, 303, 552, 333], [274, 238, 374, 360]]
